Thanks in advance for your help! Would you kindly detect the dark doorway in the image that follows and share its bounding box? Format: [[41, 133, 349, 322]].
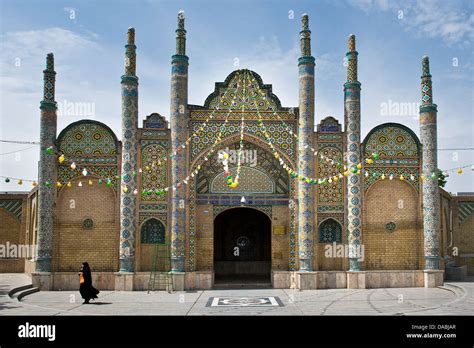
[[214, 208, 271, 286]]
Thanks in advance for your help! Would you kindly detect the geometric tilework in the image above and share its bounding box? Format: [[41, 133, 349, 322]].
[[347, 40, 358, 84], [140, 218, 165, 244], [318, 147, 343, 204], [58, 121, 118, 155], [57, 120, 120, 196], [459, 202, 474, 224], [205, 70, 281, 111], [363, 124, 420, 160], [421, 56, 433, 106], [189, 121, 297, 161], [317, 205, 344, 213], [344, 34, 362, 271], [139, 203, 168, 211], [43, 54, 55, 103], [300, 15, 311, 56], [170, 22, 189, 272], [317, 116, 341, 133], [458, 202, 474, 224], [188, 178, 197, 272], [419, 56, 440, 269], [195, 140, 290, 194], [347, 54, 357, 83], [316, 116, 345, 241], [143, 113, 168, 129], [125, 28, 137, 76], [36, 52, 57, 272], [141, 144, 168, 201], [289, 180, 297, 270], [297, 41, 315, 270], [210, 166, 274, 194], [420, 118, 440, 264], [142, 130, 169, 138], [119, 33, 139, 273], [363, 123, 421, 193], [318, 213, 344, 227], [0, 199, 23, 220], [176, 12, 186, 55], [139, 212, 167, 226], [345, 97, 362, 268], [318, 218, 342, 243]]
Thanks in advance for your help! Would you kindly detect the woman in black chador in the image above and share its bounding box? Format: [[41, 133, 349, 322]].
[[79, 262, 99, 304]]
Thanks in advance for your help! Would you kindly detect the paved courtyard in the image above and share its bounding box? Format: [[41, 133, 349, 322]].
[[1, 274, 473, 316]]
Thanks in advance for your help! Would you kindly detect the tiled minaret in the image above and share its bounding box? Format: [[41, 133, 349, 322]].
[[36, 53, 58, 273], [297, 14, 315, 271], [344, 34, 362, 272], [119, 28, 139, 272], [170, 11, 189, 272], [419, 56, 440, 270]]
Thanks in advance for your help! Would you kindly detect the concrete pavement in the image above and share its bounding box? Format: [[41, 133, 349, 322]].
[[1, 274, 473, 316]]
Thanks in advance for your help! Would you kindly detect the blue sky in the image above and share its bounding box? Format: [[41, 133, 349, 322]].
[[0, 0, 473, 193]]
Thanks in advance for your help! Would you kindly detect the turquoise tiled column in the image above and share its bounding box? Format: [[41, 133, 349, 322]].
[[170, 11, 189, 272], [36, 53, 58, 272], [297, 14, 315, 271], [119, 28, 139, 272], [419, 56, 440, 270], [344, 34, 362, 272]]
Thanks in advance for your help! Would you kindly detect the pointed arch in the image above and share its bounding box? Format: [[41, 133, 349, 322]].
[[318, 218, 342, 243], [140, 218, 166, 244]]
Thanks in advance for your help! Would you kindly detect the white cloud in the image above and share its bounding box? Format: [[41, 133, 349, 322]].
[[347, 0, 474, 45], [0, 27, 116, 192], [187, 35, 344, 113], [0, 27, 103, 103], [1, 27, 99, 64]]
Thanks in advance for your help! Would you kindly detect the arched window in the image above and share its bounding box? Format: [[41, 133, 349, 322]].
[[141, 218, 165, 244], [319, 219, 342, 243]]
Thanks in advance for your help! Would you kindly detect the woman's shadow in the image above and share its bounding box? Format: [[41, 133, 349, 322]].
[[86, 301, 112, 305]]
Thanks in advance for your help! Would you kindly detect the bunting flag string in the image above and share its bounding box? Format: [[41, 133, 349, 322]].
[[1, 70, 472, 189]]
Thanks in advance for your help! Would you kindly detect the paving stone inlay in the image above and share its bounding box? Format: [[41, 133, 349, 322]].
[[2, 275, 473, 316], [206, 296, 283, 307]]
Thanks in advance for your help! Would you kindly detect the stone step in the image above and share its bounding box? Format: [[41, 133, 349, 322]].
[[438, 283, 467, 308], [213, 282, 272, 289], [442, 283, 467, 298], [8, 283, 33, 298], [17, 287, 40, 301]]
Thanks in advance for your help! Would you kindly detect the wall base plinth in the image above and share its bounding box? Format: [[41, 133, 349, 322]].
[[31, 272, 52, 291], [347, 271, 367, 289], [22, 270, 443, 290], [114, 272, 134, 291], [424, 270, 444, 288]]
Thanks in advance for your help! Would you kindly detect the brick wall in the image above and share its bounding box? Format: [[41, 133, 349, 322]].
[[138, 221, 170, 272], [54, 177, 119, 272], [139, 244, 171, 271], [196, 205, 215, 271], [0, 208, 21, 248], [454, 196, 474, 275], [0, 195, 28, 272], [271, 206, 289, 271], [315, 243, 345, 271], [363, 179, 423, 270]]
